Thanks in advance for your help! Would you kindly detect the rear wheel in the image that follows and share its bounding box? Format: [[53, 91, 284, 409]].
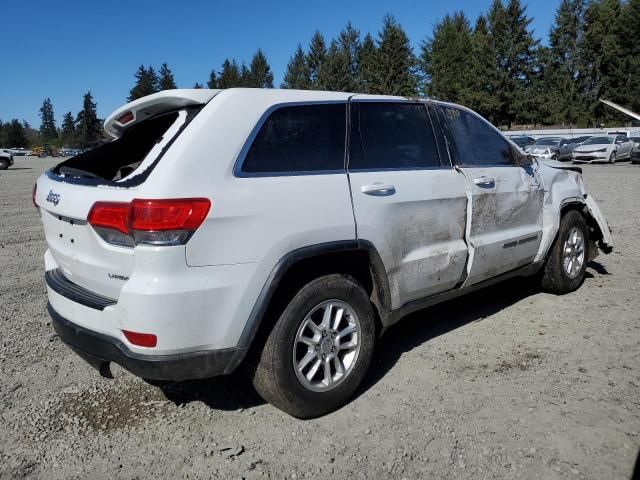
[[540, 210, 589, 294], [250, 274, 376, 418], [0, 160, 9, 170], [609, 151, 616, 164]]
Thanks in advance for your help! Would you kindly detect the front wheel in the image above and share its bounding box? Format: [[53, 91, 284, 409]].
[[250, 274, 376, 418], [0, 160, 9, 170], [540, 210, 589, 294], [609, 151, 616, 164]]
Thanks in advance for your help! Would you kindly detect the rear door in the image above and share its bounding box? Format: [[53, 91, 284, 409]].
[[347, 99, 469, 309], [435, 104, 543, 286]]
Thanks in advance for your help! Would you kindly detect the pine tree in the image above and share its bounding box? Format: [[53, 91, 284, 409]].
[[61, 111, 76, 146], [247, 49, 274, 88], [375, 15, 418, 96], [158, 63, 177, 90], [338, 21, 361, 90], [239, 62, 251, 87], [127, 65, 159, 101], [357, 33, 379, 93], [193, 82, 204, 89], [544, 0, 587, 126], [307, 31, 327, 88], [217, 59, 242, 88], [421, 12, 473, 103], [282, 44, 311, 89], [39, 98, 58, 140], [6, 119, 29, 147], [76, 92, 102, 147], [207, 69, 218, 89], [317, 40, 353, 91], [619, 0, 640, 114]]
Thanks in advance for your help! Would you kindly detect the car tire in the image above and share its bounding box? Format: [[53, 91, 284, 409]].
[[250, 274, 376, 418], [609, 151, 616, 164], [540, 210, 589, 294], [0, 160, 9, 170]]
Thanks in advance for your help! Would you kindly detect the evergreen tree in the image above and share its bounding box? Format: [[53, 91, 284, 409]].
[[193, 82, 204, 89], [217, 59, 242, 88], [486, 0, 539, 127], [0, 120, 4, 147], [619, 0, 640, 114], [239, 62, 251, 87], [317, 40, 353, 91], [421, 12, 473, 103], [207, 69, 218, 89], [338, 21, 361, 90], [76, 92, 102, 147], [375, 15, 418, 96], [247, 49, 274, 88], [39, 98, 58, 140], [544, 0, 587, 126], [127, 65, 159, 101], [60, 111, 76, 146], [307, 31, 327, 87], [158, 63, 177, 90], [357, 33, 379, 93], [460, 15, 501, 121], [6, 119, 28, 147], [282, 44, 311, 89], [583, 0, 626, 123]]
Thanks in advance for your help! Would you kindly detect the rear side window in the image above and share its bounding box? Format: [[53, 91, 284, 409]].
[[240, 103, 346, 175], [349, 102, 441, 170], [437, 105, 514, 167]]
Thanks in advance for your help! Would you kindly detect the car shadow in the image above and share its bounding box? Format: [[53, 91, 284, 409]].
[[3, 167, 32, 171], [153, 265, 605, 413], [154, 372, 265, 410]]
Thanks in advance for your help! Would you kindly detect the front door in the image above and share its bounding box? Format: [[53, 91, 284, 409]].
[[435, 104, 544, 286]]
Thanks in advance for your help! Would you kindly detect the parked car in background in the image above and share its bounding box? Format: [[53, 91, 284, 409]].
[[36, 88, 614, 418], [10, 147, 29, 156], [59, 148, 80, 157], [630, 136, 640, 148], [631, 144, 640, 164], [508, 135, 536, 149], [0, 148, 15, 169], [525, 137, 576, 161], [572, 135, 634, 163], [571, 136, 592, 145]]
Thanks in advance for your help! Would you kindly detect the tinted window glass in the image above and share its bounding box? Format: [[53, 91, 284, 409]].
[[437, 105, 514, 166], [349, 102, 441, 170], [241, 103, 346, 174]]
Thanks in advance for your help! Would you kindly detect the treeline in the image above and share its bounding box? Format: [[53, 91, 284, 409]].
[[4, 0, 637, 148], [130, 0, 638, 129], [0, 92, 103, 149]]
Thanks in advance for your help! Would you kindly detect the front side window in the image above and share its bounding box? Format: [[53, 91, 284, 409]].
[[240, 103, 346, 175], [437, 105, 515, 167], [349, 102, 441, 170]]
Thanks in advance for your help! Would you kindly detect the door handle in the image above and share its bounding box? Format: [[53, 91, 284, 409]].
[[473, 176, 495, 188], [361, 183, 396, 196]]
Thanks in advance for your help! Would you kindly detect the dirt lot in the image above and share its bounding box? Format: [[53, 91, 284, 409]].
[[1, 156, 639, 479]]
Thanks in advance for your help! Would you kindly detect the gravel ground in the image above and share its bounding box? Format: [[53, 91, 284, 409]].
[[1, 156, 639, 480]]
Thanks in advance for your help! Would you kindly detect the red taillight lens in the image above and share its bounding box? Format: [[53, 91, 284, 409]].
[[122, 330, 157, 348], [129, 198, 211, 231], [117, 111, 134, 125], [87, 202, 130, 234], [87, 198, 211, 247], [32, 183, 38, 208]]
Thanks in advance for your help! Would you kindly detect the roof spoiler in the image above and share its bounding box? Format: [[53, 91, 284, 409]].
[[104, 89, 220, 139]]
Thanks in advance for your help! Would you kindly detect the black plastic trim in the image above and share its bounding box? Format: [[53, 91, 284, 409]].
[[45, 269, 116, 311], [48, 303, 245, 381]]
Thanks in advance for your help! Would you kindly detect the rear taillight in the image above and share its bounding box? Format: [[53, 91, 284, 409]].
[[87, 198, 211, 247]]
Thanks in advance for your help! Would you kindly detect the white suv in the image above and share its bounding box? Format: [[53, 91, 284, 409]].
[[35, 89, 613, 418]]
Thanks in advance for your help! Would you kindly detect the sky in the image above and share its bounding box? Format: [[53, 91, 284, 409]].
[[1, 0, 559, 127]]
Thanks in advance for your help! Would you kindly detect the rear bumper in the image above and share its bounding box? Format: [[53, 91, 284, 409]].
[[48, 303, 246, 381]]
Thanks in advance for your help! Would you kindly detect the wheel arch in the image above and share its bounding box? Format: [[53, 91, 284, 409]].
[[237, 240, 392, 356]]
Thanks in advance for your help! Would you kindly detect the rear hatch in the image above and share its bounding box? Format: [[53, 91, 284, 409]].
[[36, 89, 218, 299]]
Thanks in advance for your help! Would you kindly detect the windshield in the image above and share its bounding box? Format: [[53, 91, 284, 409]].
[[582, 137, 613, 146], [533, 138, 559, 146]]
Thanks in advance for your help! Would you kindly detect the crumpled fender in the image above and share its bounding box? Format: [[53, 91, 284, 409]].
[[584, 194, 613, 253]]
